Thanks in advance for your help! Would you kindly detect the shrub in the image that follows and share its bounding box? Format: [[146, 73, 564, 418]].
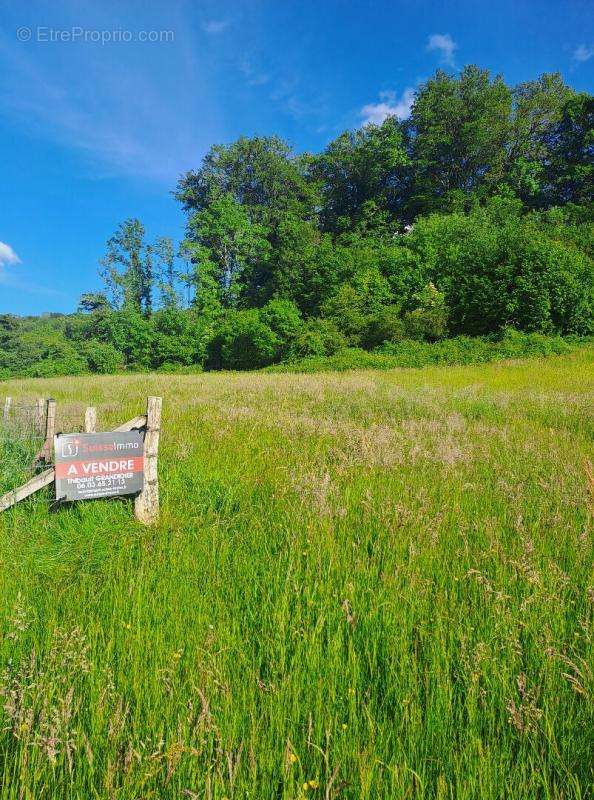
[[150, 309, 204, 369], [81, 340, 124, 374], [288, 318, 347, 358], [155, 362, 204, 374], [268, 348, 402, 373], [361, 305, 405, 349], [321, 268, 393, 346], [259, 299, 303, 359], [379, 329, 573, 365], [403, 283, 448, 341], [320, 284, 368, 345], [90, 310, 153, 369], [269, 332, 583, 372], [207, 310, 279, 370], [405, 204, 594, 335]]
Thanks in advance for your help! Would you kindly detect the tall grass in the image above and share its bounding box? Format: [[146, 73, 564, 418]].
[[0, 345, 592, 799]]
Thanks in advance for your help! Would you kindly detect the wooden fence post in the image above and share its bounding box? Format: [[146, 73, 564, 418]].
[[34, 398, 45, 436], [135, 396, 162, 525], [84, 407, 97, 433], [42, 399, 57, 463], [3, 397, 11, 423]]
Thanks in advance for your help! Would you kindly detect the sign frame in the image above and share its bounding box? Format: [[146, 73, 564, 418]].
[[54, 430, 145, 502]]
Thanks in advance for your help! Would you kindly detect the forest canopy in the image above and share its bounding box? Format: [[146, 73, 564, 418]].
[[1, 65, 593, 378]]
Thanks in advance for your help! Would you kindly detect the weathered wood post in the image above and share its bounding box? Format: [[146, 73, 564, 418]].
[[34, 398, 45, 436], [42, 399, 57, 463], [84, 406, 97, 434], [3, 397, 11, 423], [134, 396, 162, 525]]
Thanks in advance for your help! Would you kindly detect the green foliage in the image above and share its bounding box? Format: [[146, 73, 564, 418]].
[[311, 117, 409, 229], [548, 93, 594, 206], [259, 299, 303, 359], [361, 304, 406, 349], [2, 64, 593, 378], [403, 282, 448, 340], [186, 193, 271, 310], [269, 330, 581, 373], [321, 268, 393, 345], [207, 309, 279, 370], [80, 340, 124, 374], [150, 309, 204, 369], [78, 293, 111, 313], [176, 135, 318, 221], [0, 321, 88, 378], [288, 318, 347, 358], [88, 310, 153, 369], [100, 218, 153, 314], [406, 200, 594, 335], [406, 66, 512, 214]]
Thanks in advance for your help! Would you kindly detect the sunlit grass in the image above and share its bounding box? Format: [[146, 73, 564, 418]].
[[0, 345, 592, 798]]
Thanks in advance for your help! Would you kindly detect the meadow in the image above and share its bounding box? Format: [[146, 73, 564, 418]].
[[0, 346, 592, 799]]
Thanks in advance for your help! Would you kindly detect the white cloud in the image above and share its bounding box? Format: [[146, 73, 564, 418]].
[[202, 20, 229, 35], [573, 44, 594, 63], [360, 88, 415, 125], [427, 33, 457, 67], [0, 241, 20, 269], [0, 242, 65, 296]]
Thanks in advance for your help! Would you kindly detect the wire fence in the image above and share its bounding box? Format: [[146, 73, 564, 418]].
[[0, 399, 90, 502], [0, 402, 44, 495]]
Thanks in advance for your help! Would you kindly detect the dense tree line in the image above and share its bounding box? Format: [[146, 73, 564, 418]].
[[1, 65, 592, 377]]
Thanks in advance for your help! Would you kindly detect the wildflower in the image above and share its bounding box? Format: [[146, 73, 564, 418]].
[[303, 782, 309, 791], [308, 780, 319, 789], [341, 723, 347, 730], [289, 752, 298, 763]]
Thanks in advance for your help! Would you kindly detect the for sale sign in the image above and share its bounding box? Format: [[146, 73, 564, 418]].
[[54, 431, 145, 501]]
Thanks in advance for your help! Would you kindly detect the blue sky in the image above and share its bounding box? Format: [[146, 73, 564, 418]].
[[0, 0, 592, 316]]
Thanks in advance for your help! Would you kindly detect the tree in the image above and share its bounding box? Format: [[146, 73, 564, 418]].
[[321, 268, 393, 345], [176, 136, 319, 223], [507, 73, 574, 206], [259, 299, 303, 360], [406, 66, 512, 216], [151, 308, 204, 368], [184, 194, 270, 311], [405, 200, 594, 335], [81, 340, 124, 373], [248, 213, 342, 312], [207, 309, 279, 370], [153, 236, 181, 309], [78, 293, 111, 313], [546, 93, 594, 206], [311, 117, 409, 230], [100, 219, 153, 315], [403, 283, 448, 340]]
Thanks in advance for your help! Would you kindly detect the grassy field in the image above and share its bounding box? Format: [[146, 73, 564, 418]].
[[0, 347, 592, 799]]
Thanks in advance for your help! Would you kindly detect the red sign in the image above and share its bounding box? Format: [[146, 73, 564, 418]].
[[55, 457, 144, 479]]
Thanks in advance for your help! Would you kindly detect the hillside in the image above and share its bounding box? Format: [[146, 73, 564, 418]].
[[0, 346, 592, 798], [2, 67, 592, 380]]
